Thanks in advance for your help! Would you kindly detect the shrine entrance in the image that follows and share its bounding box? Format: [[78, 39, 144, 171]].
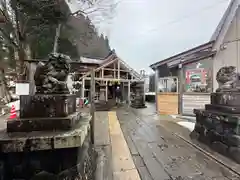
[[79, 55, 144, 106]]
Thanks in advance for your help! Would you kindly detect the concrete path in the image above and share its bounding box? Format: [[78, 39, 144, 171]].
[[116, 105, 240, 180], [94, 111, 140, 180], [108, 111, 141, 180]]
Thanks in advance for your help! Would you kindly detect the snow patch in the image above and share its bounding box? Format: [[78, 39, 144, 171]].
[[177, 121, 195, 132]]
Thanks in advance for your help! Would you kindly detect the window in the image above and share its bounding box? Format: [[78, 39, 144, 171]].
[[183, 58, 212, 93], [158, 77, 178, 92]]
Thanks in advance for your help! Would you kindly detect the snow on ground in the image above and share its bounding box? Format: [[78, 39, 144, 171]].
[[177, 121, 195, 132]]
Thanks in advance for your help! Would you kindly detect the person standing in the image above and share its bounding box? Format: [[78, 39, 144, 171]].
[[115, 86, 121, 105]]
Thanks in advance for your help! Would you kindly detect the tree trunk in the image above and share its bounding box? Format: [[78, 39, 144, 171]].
[[18, 44, 26, 81], [0, 68, 11, 104], [53, 24, 62, 53]]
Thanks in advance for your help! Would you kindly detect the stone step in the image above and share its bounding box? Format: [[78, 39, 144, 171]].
[[211, 92, 240, 106], [7, 112, 82, 132], [205, 104, 240, 114]]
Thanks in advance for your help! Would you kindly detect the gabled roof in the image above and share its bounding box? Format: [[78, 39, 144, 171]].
[[79, 54, 141, 80]]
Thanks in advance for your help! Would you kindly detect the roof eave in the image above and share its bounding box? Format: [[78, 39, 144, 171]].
[[149, 40, 215, 70]]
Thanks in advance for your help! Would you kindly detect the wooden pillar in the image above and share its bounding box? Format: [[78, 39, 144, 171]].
[[114, 63, 116, 78], [178, 63, 184, 115], [101, 68, 104, 78], [81, 78, 85, 98], [155, 68, 159, 113], [143, 80, 146, 103], [105, 80, 108, 101], [118, 59, 120, 79], [90, 69, 95, 144], [128, 81, 131, 106], [122, 82, 125, 102]]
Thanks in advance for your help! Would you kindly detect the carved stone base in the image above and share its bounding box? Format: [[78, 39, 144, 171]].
[[0, 134, 96, 180], [193, 109, 240, 163], [0, 116, 95, 180], [130, 103, 147, 109], [7, 112, 82, 132], [131, 96, 146, 109], [20, 94, 77, 118]]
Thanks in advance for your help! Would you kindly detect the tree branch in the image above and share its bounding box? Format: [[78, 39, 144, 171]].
[[0, 27, 18, 48]]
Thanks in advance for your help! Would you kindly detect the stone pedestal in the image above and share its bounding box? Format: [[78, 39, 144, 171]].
[[130, 82, 146, 109], [0, 94, 95, 179], [193, 92, 240, 163], [19, 94, 76, 118], [0, 53, 96, 179], [99, 86, 106, 101]]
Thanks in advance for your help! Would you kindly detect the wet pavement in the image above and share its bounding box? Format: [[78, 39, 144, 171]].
[[116, 103, 240, 180]]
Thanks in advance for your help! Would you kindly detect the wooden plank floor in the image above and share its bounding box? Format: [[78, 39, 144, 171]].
[[108, 111, 141, 180], [117, 106, 240, 180]]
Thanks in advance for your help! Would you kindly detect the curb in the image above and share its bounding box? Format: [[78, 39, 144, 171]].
[[94, 148, 106, 180]]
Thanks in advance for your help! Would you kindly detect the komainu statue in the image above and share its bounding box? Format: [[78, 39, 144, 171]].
[[216, 66, 240, 92], [34, 53, 71, 94]]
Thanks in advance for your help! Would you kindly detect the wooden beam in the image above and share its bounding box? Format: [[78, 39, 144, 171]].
[[114, 63, 116, 78], [90, 69, 95, 144], [105, 80, 108, 101], [155, 69, 159, 113], [84, 77, 142, 83], [118, 59, 120, 79], [128, 81, 131, 106], [103, 68, 131, 72], [81, 78, 85, 98], [80, 58, 118, 80]]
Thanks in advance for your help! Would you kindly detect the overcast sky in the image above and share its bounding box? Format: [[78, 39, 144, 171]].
[[69, 0, 230, 73]]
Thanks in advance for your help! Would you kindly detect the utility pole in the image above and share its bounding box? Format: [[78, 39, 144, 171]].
[[90, 69, 95, 144]]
